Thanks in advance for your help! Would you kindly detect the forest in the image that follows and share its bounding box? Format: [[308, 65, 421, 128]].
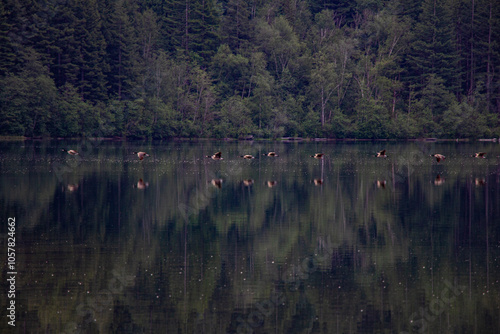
[[0, 0, 499, 139]]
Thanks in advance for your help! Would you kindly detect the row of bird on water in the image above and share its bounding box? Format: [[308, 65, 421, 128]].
[[62, 149, 150, 160], [61, 149, 488, 191], [63, 149, 488, 163], [205, 149, 488, 162]]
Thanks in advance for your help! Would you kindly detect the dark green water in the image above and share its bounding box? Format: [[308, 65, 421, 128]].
[[1, 139, 500, 333]]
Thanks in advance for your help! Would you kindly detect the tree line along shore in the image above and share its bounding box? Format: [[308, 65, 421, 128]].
[[0, 0, 499, 139]]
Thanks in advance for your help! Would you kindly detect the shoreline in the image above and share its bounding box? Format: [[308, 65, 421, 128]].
[[1, 136, 498, 142]]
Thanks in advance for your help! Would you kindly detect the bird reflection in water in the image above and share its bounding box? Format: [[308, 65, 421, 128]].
[[242, 179, 254, 186], [475, 178, 486, 186], [210, 179, 223, 189], [433, 174, 445, 186], [266, 180, 278, 188], [313, 178, 323, 186], [66, 184, 78, 192], [134, 178, 149, 189]]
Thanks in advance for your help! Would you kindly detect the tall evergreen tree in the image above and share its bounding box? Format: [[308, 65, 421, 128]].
[[74, 0, 109, 101], [0, 1, 15, 75], [48, 0, 82, 89], [188, 0, 220, 63], [405, 0, 460, 99], [484, 0, 500, 114], [456, 0, 500, 111], [220, 0, 251, 51], [162, 0, 185, 53], [105, 0, 138, 100]]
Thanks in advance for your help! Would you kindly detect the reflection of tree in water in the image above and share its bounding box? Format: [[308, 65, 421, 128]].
[[2, 141, 500, 333]]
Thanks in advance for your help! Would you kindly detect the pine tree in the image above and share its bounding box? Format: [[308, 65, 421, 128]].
[[405, 0, 460, 98], [188, 0, 220, 63], [105, 0, 138, 100], [0, 1, 15, 75], [49, 0, 82, 89], [220, 0, 251, 51], [162, 0, 185, 53], [74, 0, 109, 101], [456, 0, 500, 111]]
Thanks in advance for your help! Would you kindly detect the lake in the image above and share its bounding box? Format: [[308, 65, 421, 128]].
[[1, 139, 499, 333]]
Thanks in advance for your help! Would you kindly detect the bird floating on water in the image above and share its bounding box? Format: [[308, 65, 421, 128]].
[[375, 149, 387, 158], [311, 153, 324, 159], [430, 154, 446, 163], [241, 155, 255, 159], [472, 152, 486, 158], [133, 151, 150, 160], [206, 151, 223, 160], [62, 149, 79, 155], [263, 152, 278, 157]]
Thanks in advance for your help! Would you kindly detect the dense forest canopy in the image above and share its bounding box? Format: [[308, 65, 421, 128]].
[[0, 0, 499, 139]]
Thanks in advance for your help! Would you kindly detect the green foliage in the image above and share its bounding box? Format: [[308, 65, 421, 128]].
[[49, 84, 85, 137], [441, 101, 488, 138], [0, 49, 57, 136], [412, 74, 456, 122], [220, 0, 250, 51], [301, 109, 321, 137], [354, 98, 390, 139], [211, 44, 249, 98], [0, 75, 26, 135], [389, 113, 420, 139], [0, 1, 15, 75], [125, 99, 154, 138], [0, 0, 498, 139], [405, 0, 460, 94], [212, 96, 254, 138], [105, 0, 139, 100], [149, 100, 180, 138]]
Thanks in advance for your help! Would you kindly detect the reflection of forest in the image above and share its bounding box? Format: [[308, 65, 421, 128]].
[[0, 141, 499, 333]]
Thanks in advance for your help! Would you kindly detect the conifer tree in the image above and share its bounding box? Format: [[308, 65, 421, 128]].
[[105, 0, 138, 100], [405, 0, 460, 99], [49, 0, 82, 89], [220, 0, 251, 51], [162, 0, 185, 52], [188, 0, 220, 63], [74, 0, 109, 101], [0, 1, 15, 75]]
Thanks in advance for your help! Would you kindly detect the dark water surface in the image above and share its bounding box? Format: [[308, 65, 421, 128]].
[[1, 139, 500, 333]]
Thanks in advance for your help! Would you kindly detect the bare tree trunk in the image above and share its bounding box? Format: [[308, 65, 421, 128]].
[[469, 0, 475, 102], [118, 47, 122, 101], [486, 1, 492, 113], [321, 87, 325, 126], [185, 0, 189, 54], [392, 88, 396, 119]]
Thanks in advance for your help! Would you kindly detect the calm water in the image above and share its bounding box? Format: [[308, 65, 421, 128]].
[[1, 139, 500, 333]]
